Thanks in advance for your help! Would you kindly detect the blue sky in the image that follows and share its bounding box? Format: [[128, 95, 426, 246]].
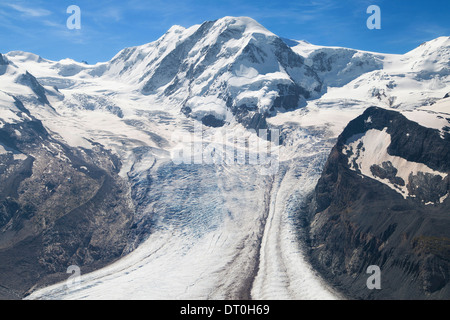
[[0, 0, 449, 63]]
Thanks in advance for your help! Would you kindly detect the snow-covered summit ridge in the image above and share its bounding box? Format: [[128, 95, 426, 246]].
[[100, 16, 322, 128], [403, 36, 450, 74], [2, 17, 449, 126]]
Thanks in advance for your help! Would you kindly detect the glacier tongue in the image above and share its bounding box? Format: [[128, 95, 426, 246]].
[[250, 155, 339, 300], [25, 119, 340, 300]]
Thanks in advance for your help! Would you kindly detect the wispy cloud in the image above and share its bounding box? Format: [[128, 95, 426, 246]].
[[101, 6, 123, 22], [6, 3, 52, 17]]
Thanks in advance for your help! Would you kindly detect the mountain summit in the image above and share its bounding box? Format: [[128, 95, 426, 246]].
[[102, 16, 322, 129]]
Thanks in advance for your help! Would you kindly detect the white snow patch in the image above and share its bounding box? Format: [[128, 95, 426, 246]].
[[344, 128, 448, 198], [402, 108, 450, 139], [13, 153, 27, 161]]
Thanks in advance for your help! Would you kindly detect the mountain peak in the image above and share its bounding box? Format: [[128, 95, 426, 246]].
[[406, 36, 450, 57], [167, 25, 186, 34], [210, 16, 275, 37], [5, 51, 45, 64], [129, 16, 322, 129], [420, 36, 450, 47]]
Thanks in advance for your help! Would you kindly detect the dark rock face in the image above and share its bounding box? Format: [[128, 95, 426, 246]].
[[272, 83, 310, 111], [0, 102, 134, 299], [16, 72, 50, 105], [0, 54, 7, 66], [201, 114, 225, 128], [370, 161, 405, 186], [0, 54, 10, 76], [303, 107, 450, 299]]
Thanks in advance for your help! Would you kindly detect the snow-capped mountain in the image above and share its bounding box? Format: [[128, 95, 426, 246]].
[[101, 17, 322, 129], [0, 16, 449, 300], [289, 40, 385, 87], [289, 36, 450, 109]]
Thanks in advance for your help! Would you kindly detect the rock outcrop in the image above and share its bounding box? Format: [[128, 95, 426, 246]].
[[0, 100, 134, 299], [304, 107, 450, 299]]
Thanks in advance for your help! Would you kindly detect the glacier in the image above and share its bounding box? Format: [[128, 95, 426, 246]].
[[0, 16, 448, 300]]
